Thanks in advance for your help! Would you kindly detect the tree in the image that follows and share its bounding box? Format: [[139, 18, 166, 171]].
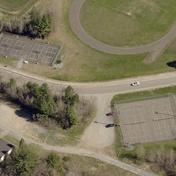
[[12, 146, 38, 176], [46, 152, 65, 176], [26, 82, 55, 119], [19, 138, 26, 151], [32, 14, 53, 39], [65, 106, 76, 128], [63, 86, 79, 106], [46, 152, 60, 170]]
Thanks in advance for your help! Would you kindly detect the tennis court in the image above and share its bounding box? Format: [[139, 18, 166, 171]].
[[0, 34, 61, 66], [115, 95, 176, 146]]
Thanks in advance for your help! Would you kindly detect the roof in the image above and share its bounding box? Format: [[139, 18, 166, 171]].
[[0, 139, 13, 158]]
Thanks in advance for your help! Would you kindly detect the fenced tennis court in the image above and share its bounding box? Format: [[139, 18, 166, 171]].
[[0, 34, 61, 66], [115, 95, 176, 146]]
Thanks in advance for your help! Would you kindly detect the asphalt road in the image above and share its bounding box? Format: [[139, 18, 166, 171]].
[[75, 72, 176, 95], [69, 0, 176, 55], [1, 65, 176, 96]]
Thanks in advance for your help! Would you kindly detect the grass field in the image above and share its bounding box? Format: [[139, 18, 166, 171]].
[[37, 42, 176, 82], [0, 0, 31, 10], [80, 0, 176, 47]]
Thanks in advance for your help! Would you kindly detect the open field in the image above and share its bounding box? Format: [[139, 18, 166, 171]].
[[80, 0, 176, 47], [0, 0, 31, 10]]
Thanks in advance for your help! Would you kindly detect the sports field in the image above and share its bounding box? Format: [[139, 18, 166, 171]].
[[80, 0, 176, 47], [0, 0, 30, 10]]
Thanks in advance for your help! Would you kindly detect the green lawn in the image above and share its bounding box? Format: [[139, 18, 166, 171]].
[[0, 0, 31, 10], [80, 0, 176, 47], [48, 43, 176, 82]]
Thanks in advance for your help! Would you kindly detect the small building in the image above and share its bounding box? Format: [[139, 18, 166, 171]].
[[0, 139, 13, 162]]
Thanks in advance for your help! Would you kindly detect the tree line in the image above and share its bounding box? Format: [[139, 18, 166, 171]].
[[0, 77, 93, 129], [0, 8, 53, 39]]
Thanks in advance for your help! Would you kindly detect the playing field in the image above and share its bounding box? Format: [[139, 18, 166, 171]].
[[115, 95, 176, 146], [80, 0, 176, 47], [0, 0, 30, 10]]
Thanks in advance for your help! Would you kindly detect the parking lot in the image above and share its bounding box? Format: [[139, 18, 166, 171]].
[[0, 34, 61, 66]]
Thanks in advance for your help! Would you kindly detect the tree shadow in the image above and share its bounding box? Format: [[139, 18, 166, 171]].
[[166, 61, 176, 68], [15, 109, 33, 122], [105, 124, 117, 128]]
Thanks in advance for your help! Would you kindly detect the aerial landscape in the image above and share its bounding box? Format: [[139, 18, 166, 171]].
[[0, 0, 176, 176]]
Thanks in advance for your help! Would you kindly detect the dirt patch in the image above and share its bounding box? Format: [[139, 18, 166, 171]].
[[0, 102, 46, 141]]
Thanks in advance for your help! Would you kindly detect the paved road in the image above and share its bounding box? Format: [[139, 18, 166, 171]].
[[76, 73, 176, 95], [0, 66, 176, 95], [69, 0, 176, 55]]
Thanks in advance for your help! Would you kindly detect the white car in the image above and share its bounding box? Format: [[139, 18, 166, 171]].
[[131, 81, 140, 86]]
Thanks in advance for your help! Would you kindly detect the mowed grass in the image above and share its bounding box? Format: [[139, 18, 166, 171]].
[[80, 0, 176, 47], [45, 46, 175, 82], [0, 0, 30, 10]]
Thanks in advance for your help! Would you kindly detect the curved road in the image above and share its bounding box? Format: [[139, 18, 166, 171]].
[[69, 0, 176, 54]]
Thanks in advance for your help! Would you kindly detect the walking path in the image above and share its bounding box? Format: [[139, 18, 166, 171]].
[[69, 0, 176, 58]]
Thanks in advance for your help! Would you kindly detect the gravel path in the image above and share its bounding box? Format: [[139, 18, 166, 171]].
[[69, 0, 176, 58]]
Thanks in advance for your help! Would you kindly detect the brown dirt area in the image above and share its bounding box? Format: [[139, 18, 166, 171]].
[[0, 102, 47, 142]]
